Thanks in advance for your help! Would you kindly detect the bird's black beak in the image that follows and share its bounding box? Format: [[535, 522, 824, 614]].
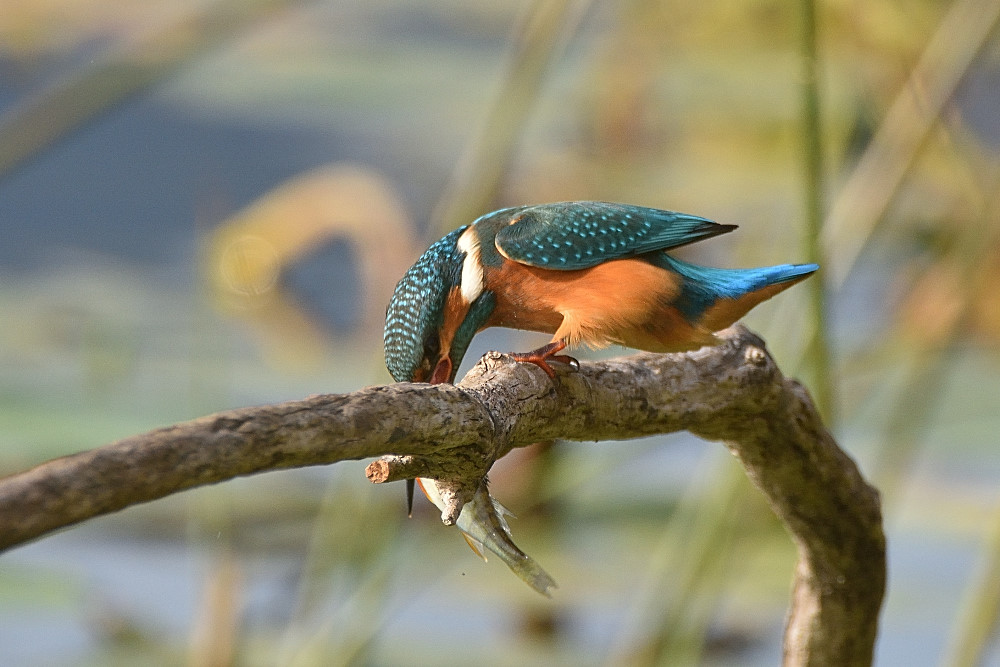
[[406, 478, 415, 517]]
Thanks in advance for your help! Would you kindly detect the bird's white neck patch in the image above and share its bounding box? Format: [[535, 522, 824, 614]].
[[457, 227, 485, 303]]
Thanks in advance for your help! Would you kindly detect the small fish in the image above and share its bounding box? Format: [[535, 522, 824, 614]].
[[417, 477, 557, 597]]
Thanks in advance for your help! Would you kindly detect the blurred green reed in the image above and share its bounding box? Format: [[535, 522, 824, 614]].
[[799, 0, 834, 426]]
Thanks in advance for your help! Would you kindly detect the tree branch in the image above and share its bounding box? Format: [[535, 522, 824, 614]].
[[0, 325, 884, 665]]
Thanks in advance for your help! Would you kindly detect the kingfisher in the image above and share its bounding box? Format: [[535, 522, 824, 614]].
[[385, 201, 817, 387], [383, 201, 817, 589]]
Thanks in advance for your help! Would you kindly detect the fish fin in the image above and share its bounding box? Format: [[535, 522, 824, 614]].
[[461, 533, 488, 561], [489, 497, 514, 534]]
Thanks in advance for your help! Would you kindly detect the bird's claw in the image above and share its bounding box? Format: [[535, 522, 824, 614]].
[[552, 354, 580, 372], [510, 340, 577, 380]]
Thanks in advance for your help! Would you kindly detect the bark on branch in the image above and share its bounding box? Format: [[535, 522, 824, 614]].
[[0, 325, 884, 666]]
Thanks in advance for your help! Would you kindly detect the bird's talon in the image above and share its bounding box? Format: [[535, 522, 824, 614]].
[[509, 340, 576, 381], [549, 354, 579, 370]]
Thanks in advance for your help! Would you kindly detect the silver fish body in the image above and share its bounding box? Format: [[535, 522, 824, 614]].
[[418, 477, 557, 597]]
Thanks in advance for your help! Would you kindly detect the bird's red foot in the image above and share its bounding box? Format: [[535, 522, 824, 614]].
[[510, 340, 579, 379]]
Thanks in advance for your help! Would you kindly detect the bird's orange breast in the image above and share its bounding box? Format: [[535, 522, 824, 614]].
[[484, 256, 718, 352]]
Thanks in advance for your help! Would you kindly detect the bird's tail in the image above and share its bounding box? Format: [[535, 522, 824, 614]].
[[658, 255, 819, 331], [712, 262, 820, 292]]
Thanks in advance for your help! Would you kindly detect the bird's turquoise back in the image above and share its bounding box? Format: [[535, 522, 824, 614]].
[[482, 201, 736, 270]]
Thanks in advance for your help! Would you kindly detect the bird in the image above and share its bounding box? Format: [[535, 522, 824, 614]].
[[383, 201, 818, 589], [385, 201, 817, 387]]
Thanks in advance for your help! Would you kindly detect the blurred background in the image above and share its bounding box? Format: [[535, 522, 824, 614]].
[[1, 0, 999, 664]]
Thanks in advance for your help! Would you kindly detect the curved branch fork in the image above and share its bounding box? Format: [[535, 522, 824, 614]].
[[0, 325, 884, 665]]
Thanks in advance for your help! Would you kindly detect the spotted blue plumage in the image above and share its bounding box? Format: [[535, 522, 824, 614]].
[[488, 201, 736, 270], [384, 226, 467, 382]]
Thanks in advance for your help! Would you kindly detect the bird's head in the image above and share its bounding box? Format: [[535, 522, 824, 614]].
[[384, 226, 495, 384]]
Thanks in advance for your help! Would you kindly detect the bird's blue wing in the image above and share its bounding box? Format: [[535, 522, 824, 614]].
[[493, 201, 736, 270]]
